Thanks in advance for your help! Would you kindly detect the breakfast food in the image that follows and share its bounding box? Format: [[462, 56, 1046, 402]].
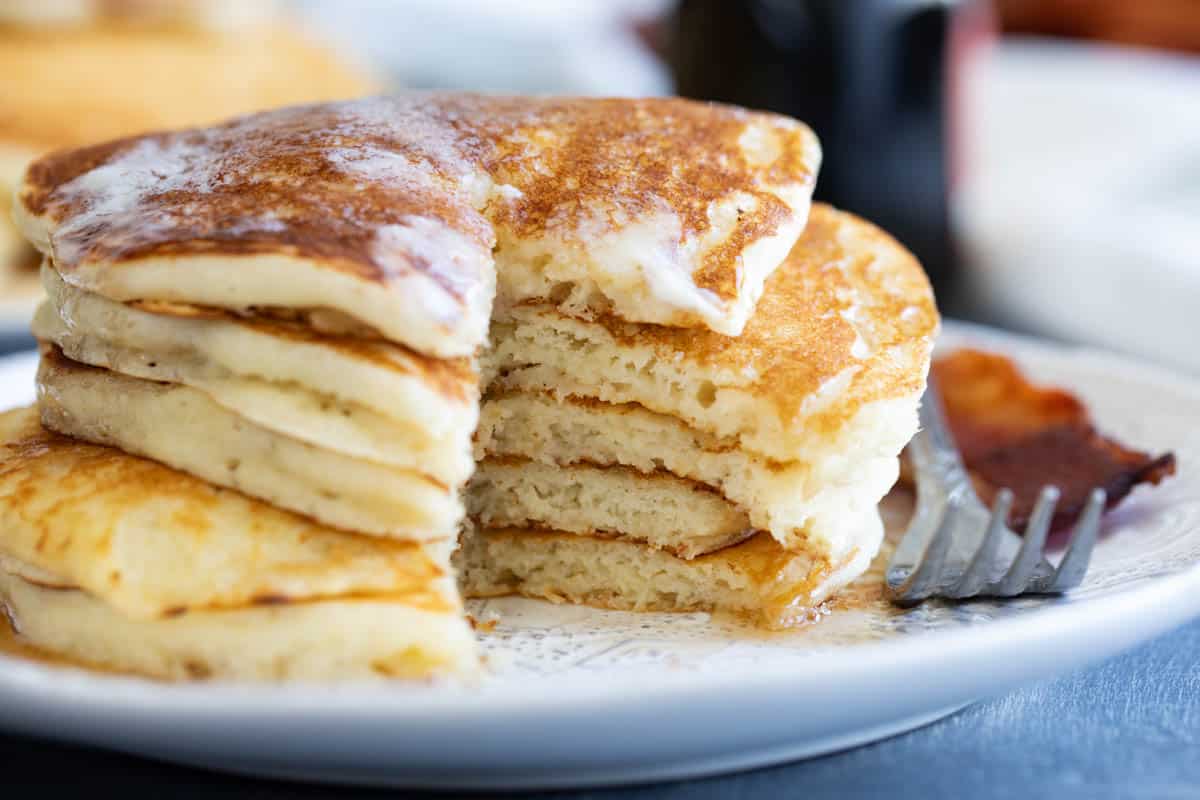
[[17, 93, 822, 545], [466, 206, 937, 624], [35, 347, 470, 539], [0, 407, 476, 680], [0, 1, 376, 290], [8, 92, 942, 677], [930, 348, 1176, 530]]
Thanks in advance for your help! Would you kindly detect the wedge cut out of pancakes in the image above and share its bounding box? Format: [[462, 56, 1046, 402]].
[[7, 93, 938, 680]]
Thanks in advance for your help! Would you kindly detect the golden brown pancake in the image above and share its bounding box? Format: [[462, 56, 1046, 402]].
[[17, 95, 821, 355], [0, 406, 477, 680], [0, 12, 376, 289], [11, 96, 941, 635]]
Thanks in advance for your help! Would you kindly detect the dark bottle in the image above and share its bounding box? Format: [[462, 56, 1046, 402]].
[[663, 0, 974, 305]]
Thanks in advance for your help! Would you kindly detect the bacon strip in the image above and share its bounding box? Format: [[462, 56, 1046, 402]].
[[930, 349, 1176, 532]]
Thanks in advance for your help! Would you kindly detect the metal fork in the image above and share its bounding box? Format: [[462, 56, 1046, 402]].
[[885, 376, 1106, 607]]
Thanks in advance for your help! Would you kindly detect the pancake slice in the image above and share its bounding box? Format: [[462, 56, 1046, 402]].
[[456, 509, 882, 630], [475, 389, 903, 560], [467, 459, 753, 559], [36, 349, 461, 540], [0, 407, 476, 680]]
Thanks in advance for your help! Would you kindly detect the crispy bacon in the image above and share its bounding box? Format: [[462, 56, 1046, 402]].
[[929, 349, 1176, 532]]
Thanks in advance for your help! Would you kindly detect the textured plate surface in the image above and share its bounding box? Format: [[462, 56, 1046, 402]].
[[0, 320, 1198, 789]]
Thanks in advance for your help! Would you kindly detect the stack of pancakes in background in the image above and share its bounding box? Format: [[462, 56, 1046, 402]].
[[3, 94, 937, 680], [0, 0, 376, 294]]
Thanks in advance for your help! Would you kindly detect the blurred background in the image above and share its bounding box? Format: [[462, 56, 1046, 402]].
[[1, 0, 1197, 370]]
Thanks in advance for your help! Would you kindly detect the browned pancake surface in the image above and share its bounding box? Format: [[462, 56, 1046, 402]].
[[549, 205, 939, 431], [20, 94, 818, 313]]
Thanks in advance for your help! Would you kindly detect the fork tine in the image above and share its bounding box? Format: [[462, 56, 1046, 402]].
[[893, 500, 959, 606], [1050, 487, 1106, 591], [949, 489, 1012, 598], [998, 486, 1059, 596]]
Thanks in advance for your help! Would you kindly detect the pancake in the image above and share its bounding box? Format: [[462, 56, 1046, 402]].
[[467, 459, 753, 559], [473, 390, 900, 561], [36, 349, 462, 540], [479, 206, 937, 557], [33, 266, 477, 479], [0, 406, 476, 680], [10, 97, 939, 636], [456, 509, 882, 630], [16, 95, 820, 357], [484, 205, 938, 461], [0, 571, 473, 681]]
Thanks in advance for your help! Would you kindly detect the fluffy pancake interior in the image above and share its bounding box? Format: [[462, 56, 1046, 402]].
[[475, 389, 910, 557], [32, 304, 473, 483], [456, 507, 882, 630], [36, 263, 478, 438], [467, 459, 753, 559], [36, 350, 463, 540]]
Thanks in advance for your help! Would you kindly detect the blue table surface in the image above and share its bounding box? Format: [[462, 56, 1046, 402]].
[[2, 616, 1197, 798]]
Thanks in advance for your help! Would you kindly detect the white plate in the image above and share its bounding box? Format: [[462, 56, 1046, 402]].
[[0, 322, 1198, 790]]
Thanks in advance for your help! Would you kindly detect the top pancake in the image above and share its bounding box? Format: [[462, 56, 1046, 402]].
[[16, 94, 821, 355]]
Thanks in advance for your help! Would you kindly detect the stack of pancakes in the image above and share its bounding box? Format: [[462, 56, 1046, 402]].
[[0, 408, 474, 681], [463, 206, 935, 626], [5, 94, 936, 680], [0, 0, 375, 289]]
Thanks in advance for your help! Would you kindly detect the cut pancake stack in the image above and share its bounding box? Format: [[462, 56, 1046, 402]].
[[462, 205, 938, 627], [13, 96, 511, 679], [4, 93, 936, 680], [0, 407, 474, 680]]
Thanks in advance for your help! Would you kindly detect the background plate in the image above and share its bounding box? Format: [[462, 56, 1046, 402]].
[[0, 321, 1198, 790]]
